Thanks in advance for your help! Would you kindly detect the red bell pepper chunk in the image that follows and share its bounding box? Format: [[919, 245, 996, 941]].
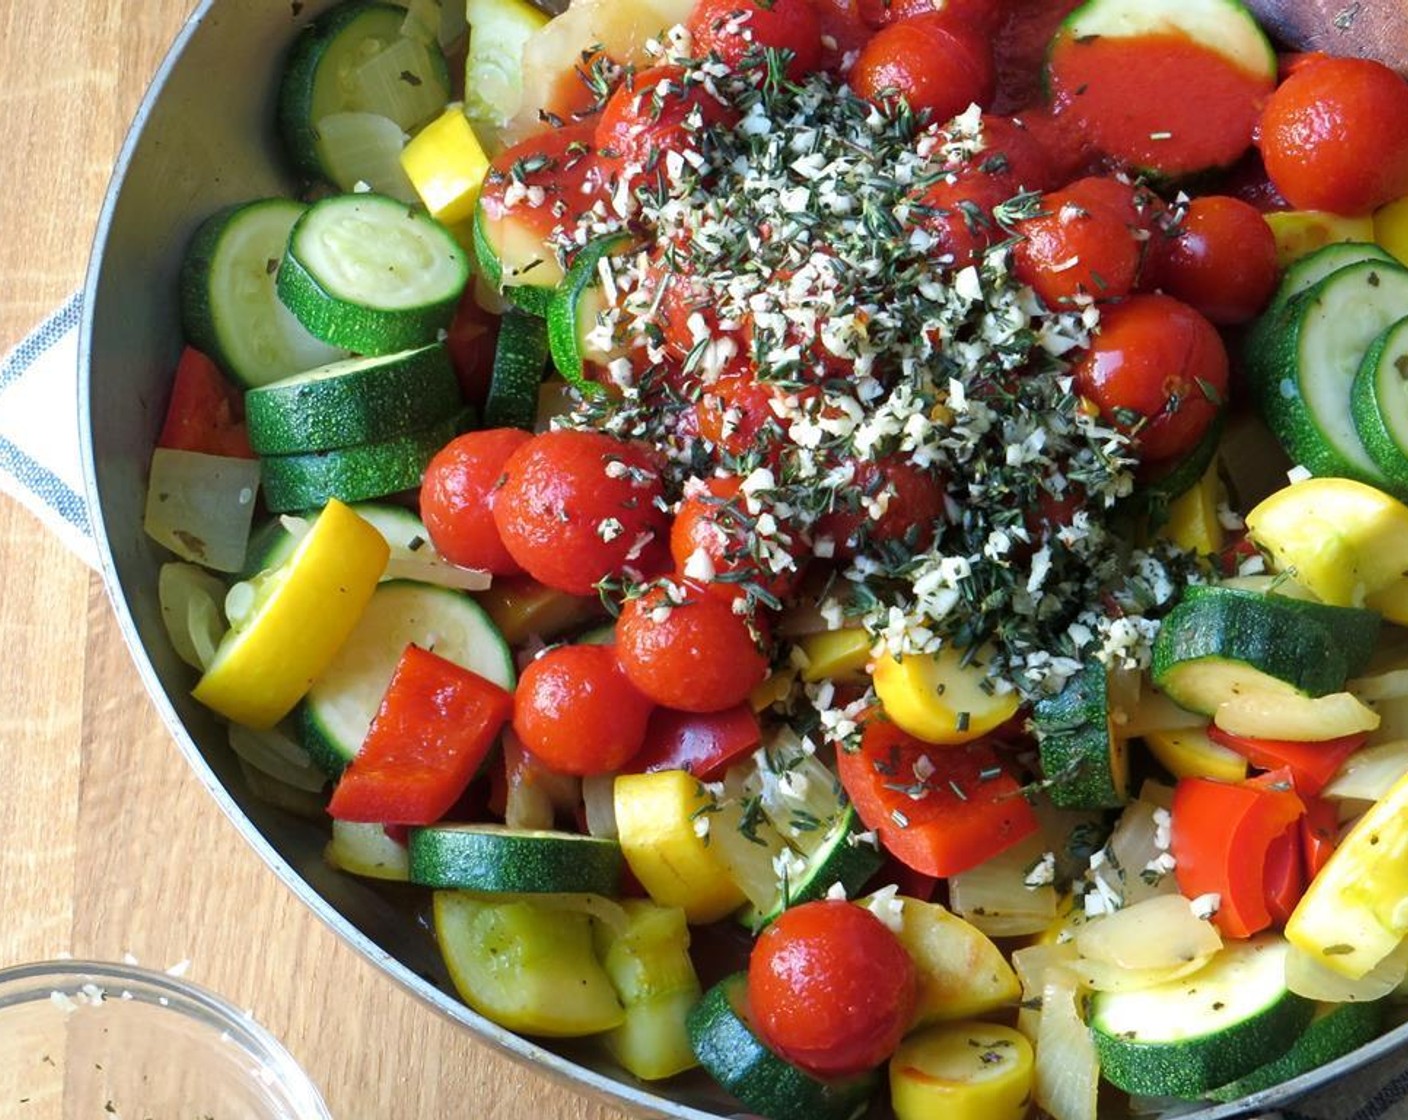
[[1206, 724, 1366, 795], [1300, 794, 1339, 879], [156, 347, 256, 459], [328, 644, 514, 825], [626, 703, 762, 781], [836, 715, 1038, 879], [1261, 824, 1305, 928], [1170, 770, 1305, 939]]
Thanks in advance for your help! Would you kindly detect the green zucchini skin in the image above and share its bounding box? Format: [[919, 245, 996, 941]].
[[1151, 585, 1351, 715], [245, 343, 462, 454], [278, 0, 450, 182], [546, 233, 633, 392], [1351, 316, 1408, 497], [483, 310, 549, 431], [409, 825, 624, 894], [687, 974, 877, 1120], [471, 201, 555, 317], [259, 411, 468, 514], [1205, 999, 1385, 1103], [1090, 936, 1314, 1099], [1033, 660, 1129, 810], [1246, 259, 1408, 488]]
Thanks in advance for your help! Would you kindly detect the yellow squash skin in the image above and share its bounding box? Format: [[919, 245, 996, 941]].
[[1245, 478, 1408, 607], [613, 770, 746, 924], [192, 499, 388, 729], [400, 104, 492, 227], [1287, 766, 1408, 979], [873, 645, 1020, 745], [889, 1021, 1034, 1120]]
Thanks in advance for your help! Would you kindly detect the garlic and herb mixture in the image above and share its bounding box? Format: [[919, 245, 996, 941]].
[[513, 38, 1200, 701]]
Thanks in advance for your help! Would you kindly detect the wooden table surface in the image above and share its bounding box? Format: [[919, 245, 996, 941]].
[[0, 3, 634, 1118]]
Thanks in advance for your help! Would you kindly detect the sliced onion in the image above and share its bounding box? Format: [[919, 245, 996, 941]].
[[349, 35, 448, 131], [1033, 965, 1099, 1120], [1075, 894, 1221, 971], [1351, 668, 1408, 703], [1012, 941, 1077, 1041], [1119, 685, 1206, 738], [157, 562, 228, 670], [1323, 739, 1408, 802], [1065, 955, 1211, 993], [503, 731, 580, 831], [326, 820, 410, 882], [1085, 798, 1177, 913], [228, 723, 328, 792], [1215, 690, 1380, 741], [949, 834, 1059, 938], [144, 448, 260, 573], [235, 757, 328, 820], [708, 797, 788, 911], [1286, 936, 1408, 1002], [313, 112, 417, 202], [582, 774, 618, 839]]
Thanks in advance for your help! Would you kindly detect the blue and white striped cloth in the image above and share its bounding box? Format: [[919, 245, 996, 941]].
[[6, 299, 1408, 1120]]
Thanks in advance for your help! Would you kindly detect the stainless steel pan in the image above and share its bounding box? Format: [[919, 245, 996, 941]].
[[78, 2, 1408, 1117]]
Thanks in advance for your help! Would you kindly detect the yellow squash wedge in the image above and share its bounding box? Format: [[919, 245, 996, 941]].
[[1375, 195, 1408, 266], [1160, 459, 1225, 557], [889, 1022, 1034, 1120], [798, 628, 872, 682], [1286, 766, 1408, 979], [1264, 210, 1376, 268], [613, 770, 746, 924], [1142, 727, 1248, 783], [1245, 477, 1408, 607], [192, 499, 388, 729], [888, 897, 1021, 1025], [873, 644, 1019, 746], [400, 103, 492, 227]]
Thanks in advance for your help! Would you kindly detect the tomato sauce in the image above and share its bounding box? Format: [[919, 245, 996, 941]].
[[1047, 31, 1274, 178]]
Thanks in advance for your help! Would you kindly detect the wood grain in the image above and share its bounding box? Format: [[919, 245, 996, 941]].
[[0, 2, 635, 1117]]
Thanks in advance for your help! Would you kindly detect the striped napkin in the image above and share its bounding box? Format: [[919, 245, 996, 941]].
[[6, 297, 1408, 1120]]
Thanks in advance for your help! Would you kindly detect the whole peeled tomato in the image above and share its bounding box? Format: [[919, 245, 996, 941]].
[[421, 428, 533, 575], [1073, 294, 1229, 463], [748, 899, 918, 1078], [688, 0, 824, 81], [849, 15, 995, 123], [615, 582, 770, 712], [1148, 195, 1279, 325], [1013, 176, 1159, 307], [670, 475, 805, 603], [1259, 56, 1408, 216], [513, 643, 655, 775], [491, 429, 670, 596], [595, 66, 737, 182]]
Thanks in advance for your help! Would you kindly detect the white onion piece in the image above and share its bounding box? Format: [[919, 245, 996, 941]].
[[1286, 936, 1408, 1002], [313, 112, 417, 202], [1352, 668, 1408, 703], [582, 774, 619, 839], [384, 551, 491, 591], [144, 449, 260, 573], [1214, 690, 1380, 741], [326, 820, 410, 882], [157, 562, 228, 670], [1075, 894, 1221, 971], [1033, 965, 1100, 1120], [1370, 692, 1408, 745], [1119, 685, 1206, 738], [1324, 739, 1408, 802], [1012, 941, 1076, 1042], [349, 34, 447, 132], [949, 834, 1058, 938], [228, 724, 327, 793], [1085, 798, 1177, 913], [1066, 955, 1211, 993], [708, 798, 788, 911]]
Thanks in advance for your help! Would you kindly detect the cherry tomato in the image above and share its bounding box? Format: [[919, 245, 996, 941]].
[[688, 0, 824, 81], [859, 0, 1004, 34], [595, 66, 736, 183], [695, 371, 789, 459], [492, 429, 671, 595], [748, 900, 917, 1078], [813, 456, 947, 559], [810, 0, 872, 71], [1147, 196, 1279, 325], [421, 429, 533, 575], [671, 475, 805, 602], [443, 288, 501, 409], [1012, 176, 1155, 307], [642, 247, 729, 364], [850, 15, 995, 122], [972, 113, 1056, 192], [913, 171, 1012, 270], [513, 643, 655, 775], [615, 582, 770, 711], [1258, 56, 1408, 215], [478, 123, 608, 246], [1071, 294, 1228, 463]]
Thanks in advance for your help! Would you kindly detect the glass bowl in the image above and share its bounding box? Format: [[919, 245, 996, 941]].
[[0, 960, 332, 1119]]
